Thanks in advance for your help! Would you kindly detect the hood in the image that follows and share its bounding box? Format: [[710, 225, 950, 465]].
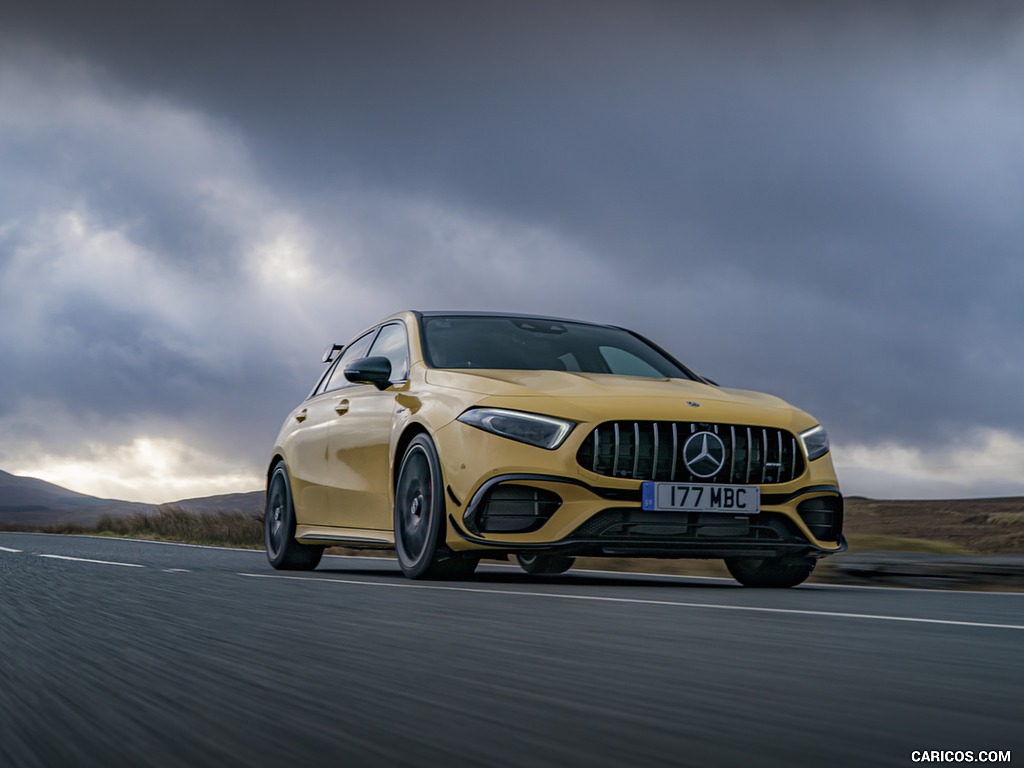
[[423, 368, 810, 428]]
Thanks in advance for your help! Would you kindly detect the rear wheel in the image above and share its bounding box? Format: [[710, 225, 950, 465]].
[[394, 434, 478, 580], [516, 554, 575, 575], [724, 556, 815, 587], [265, 462, 324, 570]]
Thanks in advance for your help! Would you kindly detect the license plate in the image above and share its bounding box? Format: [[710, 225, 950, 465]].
[[641, 482, 760, 513]]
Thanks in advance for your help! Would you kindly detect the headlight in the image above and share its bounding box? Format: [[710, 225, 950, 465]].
[[457, 408, 575, 450], [800, 425, 830, 461]]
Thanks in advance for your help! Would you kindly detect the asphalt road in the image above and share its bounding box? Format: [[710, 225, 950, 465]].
[[1, 532, 1020, 768]]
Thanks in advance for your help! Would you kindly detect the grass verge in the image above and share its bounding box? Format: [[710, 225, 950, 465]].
[[0, 505, 264, 549]]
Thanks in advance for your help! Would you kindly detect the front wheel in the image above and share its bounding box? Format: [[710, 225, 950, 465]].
[[394, 434, 478, 580], [265, 462, 324, 571], [516, 554, 575, 575], [724, 556, 816, 588]]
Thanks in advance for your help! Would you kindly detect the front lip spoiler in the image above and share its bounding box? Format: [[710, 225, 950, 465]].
[[449, 518, 848, 559], [452, 514, 571, 550]]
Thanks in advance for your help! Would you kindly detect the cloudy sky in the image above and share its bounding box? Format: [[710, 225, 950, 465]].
[[1, 1, 1022, 502]]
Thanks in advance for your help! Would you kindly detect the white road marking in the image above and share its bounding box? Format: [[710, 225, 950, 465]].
[[1, 532, 265, 554], [238, 572, 1024, 631], [306, 558, 1024, 596], [4, 532, 1021, 597], [38, 554, 145, 568], [0, 546, 22, 553], [71, 536, 265, 553], [163, 568, 191, 573]]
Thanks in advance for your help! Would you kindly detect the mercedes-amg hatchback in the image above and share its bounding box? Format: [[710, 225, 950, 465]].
[[265, 311, 845, 586]]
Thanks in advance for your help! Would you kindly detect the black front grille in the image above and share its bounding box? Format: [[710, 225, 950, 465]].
[[577, 421, 805, 485]]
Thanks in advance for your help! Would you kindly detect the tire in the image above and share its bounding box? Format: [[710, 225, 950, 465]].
[[516, 554, 575, 575], [265, 462, 324, 571], [394, 434, 478, 580], [724, 556, 816, 588]]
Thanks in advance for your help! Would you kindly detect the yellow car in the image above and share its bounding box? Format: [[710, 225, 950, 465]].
[[265, 311, 844, 587]]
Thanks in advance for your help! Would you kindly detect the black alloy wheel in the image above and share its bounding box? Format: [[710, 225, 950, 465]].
[[516, 553, 575, 575], [265, 462, 324, 570], [394, 434, 478, 580], [724, 556, 816, 588]]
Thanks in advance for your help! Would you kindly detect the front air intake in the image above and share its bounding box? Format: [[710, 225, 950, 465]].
[[797, 495, 844, 542], [476, 485, 562, 533]]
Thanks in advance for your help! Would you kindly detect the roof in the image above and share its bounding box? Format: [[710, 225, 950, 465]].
[[413, 310, 609, 326]]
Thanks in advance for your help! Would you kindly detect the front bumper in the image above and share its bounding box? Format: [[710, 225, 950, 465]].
[[446, 472, 846, 560], [435, 413, 844, 561]]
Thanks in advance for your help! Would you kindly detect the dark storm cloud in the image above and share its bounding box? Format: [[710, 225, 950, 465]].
[[2, 0, 1023, 497], [14, 2, 1019, 292]]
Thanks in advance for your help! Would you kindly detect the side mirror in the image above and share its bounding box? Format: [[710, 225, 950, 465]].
[[322, 343, 344, 364], [344, 356, 393, 390]]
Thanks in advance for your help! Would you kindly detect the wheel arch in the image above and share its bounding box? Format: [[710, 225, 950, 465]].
[[267, 453, 287, 489], [392, 423, 432, 493]]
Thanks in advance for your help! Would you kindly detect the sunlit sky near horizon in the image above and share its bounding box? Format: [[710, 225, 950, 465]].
[[2, 1, 1023, 503]]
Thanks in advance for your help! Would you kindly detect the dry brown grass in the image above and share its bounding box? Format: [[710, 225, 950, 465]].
[[844, 497, 1024, 554], [1, 505, 264, 548]]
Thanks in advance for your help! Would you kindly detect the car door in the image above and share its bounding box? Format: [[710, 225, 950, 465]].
[[292, 330, 377, 527], [326, 321, 410, 531]]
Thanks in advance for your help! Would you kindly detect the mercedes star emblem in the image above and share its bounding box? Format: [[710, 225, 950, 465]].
[[682, 431, 727, 478]]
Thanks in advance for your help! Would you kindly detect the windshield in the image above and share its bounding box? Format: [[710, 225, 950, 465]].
[[421, 316, 697, 380]]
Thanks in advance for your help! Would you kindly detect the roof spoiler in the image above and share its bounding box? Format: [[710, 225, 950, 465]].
[[322, 343, 344, 364]]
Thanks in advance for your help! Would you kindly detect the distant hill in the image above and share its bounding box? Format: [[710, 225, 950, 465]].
[[169, 490, 263, 516], [0, 469, 263, 526], [0, 469, 153, 525], [844, 496, 1024, 554]]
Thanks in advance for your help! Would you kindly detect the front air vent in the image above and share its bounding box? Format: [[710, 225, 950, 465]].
[[797, 495, 844, 542], [476, 485, 562, 533], [576, 422, 805, 485]]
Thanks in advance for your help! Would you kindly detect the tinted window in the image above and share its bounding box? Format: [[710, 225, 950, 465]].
[[422, 316, 695, 379], [322, 330, 376, 392], [368, 322, 409, 381]]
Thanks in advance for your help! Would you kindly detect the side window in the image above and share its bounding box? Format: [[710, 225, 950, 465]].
[[599, 345, 664, 378], [368, 322, 410, 381], [322, 331, 377, 393]]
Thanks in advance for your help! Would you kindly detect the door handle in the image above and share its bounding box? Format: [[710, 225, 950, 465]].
[[334, 399, 350, 416], [295, 408, 308, 423]]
